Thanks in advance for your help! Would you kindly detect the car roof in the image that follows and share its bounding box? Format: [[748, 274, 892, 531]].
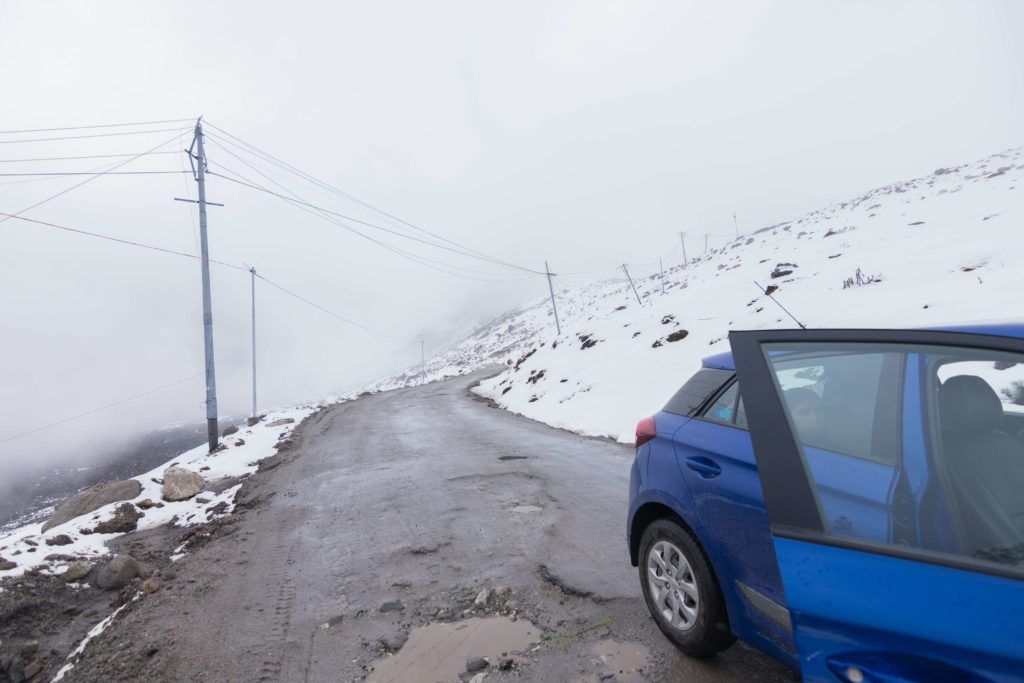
[[701, 322, 1024, 372]]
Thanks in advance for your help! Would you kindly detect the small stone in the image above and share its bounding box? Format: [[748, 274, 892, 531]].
[[246, 415, 263, 427], [265, 417, 295, 427], [45, 534, 73, 546], [136, 499, 158, 509], [0, 558, 16, 571], [222, 425, 239, 437], [379, 600, 404, 613], [142, 577, 161, 594], [466, 656, 489, 673], [380, 631, 408, 652], [62, 561, 93, 582], [498, 656, 513, 671], [469, 675, 486, 683], [473, 589, 490, 607], [195, 496, 211, 504], [23, 660, 41, 680]]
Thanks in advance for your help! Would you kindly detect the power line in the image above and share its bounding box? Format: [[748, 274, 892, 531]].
[[0, 151, 182, 163], [0, 118, 193, 135], [254, 272, 413, 342], [0, 126, 190, 145], [204, 123, 542, 275], [0, 374, 202, 445], [0, 211, 247, 271], [0, 131, 186, 225], [0, 170, 188, 177]]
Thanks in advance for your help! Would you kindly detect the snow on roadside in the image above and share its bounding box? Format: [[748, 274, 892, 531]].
[[0, 406, 313, 583], [51, 593, 140, 682], [367, 146, 1024, 442]]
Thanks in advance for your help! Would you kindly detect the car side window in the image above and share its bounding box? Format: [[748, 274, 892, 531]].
[[761, 341, 1024, 576], [702, 381, 739, 424]]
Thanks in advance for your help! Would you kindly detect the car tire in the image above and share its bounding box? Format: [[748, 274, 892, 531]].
[[638, 518, 736, 657]]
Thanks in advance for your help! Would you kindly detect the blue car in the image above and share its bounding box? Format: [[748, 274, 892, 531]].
[[627, 324, 1024, 682]]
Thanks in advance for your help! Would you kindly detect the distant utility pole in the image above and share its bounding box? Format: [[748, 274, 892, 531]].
[[191, 118, 219, 452], [622, 264, 644, 306], [545, 261, 561, 335], [679, 232, 688, 267], [704, 234, 709, 255], [659, 258, 667, 295], [733, 211, 739, 238], [421, 339, 425, 378], [250, 267, 257, 420]]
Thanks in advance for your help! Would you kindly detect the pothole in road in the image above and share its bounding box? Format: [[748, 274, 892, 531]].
[[367, 616, 541, 683], [586, 639, 650, 683]]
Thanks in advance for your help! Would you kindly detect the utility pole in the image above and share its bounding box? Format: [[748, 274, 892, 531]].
[[250, 267, 257, 420], [704, 234, 709, 255], [679, 231, 688, 267], [192, 119, 219, 452], [733, 211, 739, 238], [622, 264, 644, 306], [421, 339, 425, 378], [659, 258, 666, 295], [545, 261, 561, 335]]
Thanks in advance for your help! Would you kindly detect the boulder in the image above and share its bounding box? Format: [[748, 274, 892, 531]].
[[222, 425, 239, 437], [95, 555, 139, 590], [44, 534, 73, 546], [93, 503, 141, 534], [162, 466, 205, 502], [265, 417, 295, 428], [42, 479, 142, 531], [0, 558, 16, 571], [62, 560, 93, 583]]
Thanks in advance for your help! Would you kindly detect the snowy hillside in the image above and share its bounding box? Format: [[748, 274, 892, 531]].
[[369, 147, 1023, 443]]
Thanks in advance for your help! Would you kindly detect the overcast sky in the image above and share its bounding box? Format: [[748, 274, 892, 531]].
[[0, 0, 1021, 473]]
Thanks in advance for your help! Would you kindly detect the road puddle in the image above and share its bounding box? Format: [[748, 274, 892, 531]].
[[509, 504, 542, 514], [591, 638, 649, 682], [368, 616, 540, 683]]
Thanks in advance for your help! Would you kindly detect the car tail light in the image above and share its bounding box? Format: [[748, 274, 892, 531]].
[[635, 416, 656, 448]]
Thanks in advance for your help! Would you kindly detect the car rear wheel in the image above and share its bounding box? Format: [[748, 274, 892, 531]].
[[638, 518, 736, 657]]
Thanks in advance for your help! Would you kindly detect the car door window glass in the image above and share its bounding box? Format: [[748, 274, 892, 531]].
[[763, 341, 1024, 576]]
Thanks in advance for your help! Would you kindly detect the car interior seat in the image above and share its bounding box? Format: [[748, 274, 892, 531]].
[[937, 375, 1024, 560]]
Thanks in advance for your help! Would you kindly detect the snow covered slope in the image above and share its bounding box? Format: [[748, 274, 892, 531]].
[[370, 147, 1023, 442]]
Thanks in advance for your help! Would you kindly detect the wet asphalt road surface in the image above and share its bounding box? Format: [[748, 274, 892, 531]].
[[67, 369, 796, 682]]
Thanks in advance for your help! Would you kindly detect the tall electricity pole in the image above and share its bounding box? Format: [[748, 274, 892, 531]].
[[622, 264, 643, 306], [679, 231, 688, 267], [192, 119, 219, 452], [250, 267, 257, 420], [659, 258, 666, 295], [704, 234, 709, 255], [733, 211, 739, 238], [421, 339, 425, 378], [545, 261, 561, 335]]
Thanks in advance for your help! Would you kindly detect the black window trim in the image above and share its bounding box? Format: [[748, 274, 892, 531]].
[[729, 327, 1024, 583]]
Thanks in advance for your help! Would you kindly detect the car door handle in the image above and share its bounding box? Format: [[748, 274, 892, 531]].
[[684, 456, 722, 479]]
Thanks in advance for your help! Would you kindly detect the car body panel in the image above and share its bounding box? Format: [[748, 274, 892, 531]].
[[729, 327, 1024, 681]]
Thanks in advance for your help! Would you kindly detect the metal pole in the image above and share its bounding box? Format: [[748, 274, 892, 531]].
[[733, 211, 739, 238], [545, 261, 561, 335], [679, 231, 688, 267], [659, 258, 666, 295], [704, 234, 709, 255], [622, 264, 643, 306], [194, 119, 219, 452], [250, 267, 257, 419], [421, 339, 425, 378]]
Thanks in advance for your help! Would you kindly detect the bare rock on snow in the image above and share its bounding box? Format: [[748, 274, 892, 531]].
[[0, 558, 16, 571], [44, 534, 73, 546], [162, 466, 206, 502], [42, 479, 142, 531], [265, 417, 295, 428], [93, 502, 141, 534], [62, 560, 93, 583], [95, 555, 139, 590]]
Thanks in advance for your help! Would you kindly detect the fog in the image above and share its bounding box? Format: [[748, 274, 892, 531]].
[[0, 0, 1021, 477]]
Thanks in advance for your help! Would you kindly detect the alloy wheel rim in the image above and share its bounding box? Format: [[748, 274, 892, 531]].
[[647, 540, 700, 632]]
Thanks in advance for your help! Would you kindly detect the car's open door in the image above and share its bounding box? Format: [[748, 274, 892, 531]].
[[730, 328, 1024, 683]]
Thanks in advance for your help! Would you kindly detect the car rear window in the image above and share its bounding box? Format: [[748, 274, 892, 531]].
[[663, 368, 734, 417]]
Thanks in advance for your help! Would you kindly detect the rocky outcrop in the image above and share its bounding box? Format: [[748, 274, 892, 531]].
[[42, 480, 142, 532], [93, 503, 141, 534], [62, 560, 93, 583], [162, 466, 205, 502]]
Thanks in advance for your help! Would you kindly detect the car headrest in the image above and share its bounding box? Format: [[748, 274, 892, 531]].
[[939, 375, 1003, 433]]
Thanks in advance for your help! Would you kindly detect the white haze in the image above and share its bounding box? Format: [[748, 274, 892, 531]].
[[0, 0, 1021, 476]]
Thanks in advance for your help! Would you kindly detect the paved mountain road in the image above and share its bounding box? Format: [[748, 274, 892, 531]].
[[67, 369, 794, 682]]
